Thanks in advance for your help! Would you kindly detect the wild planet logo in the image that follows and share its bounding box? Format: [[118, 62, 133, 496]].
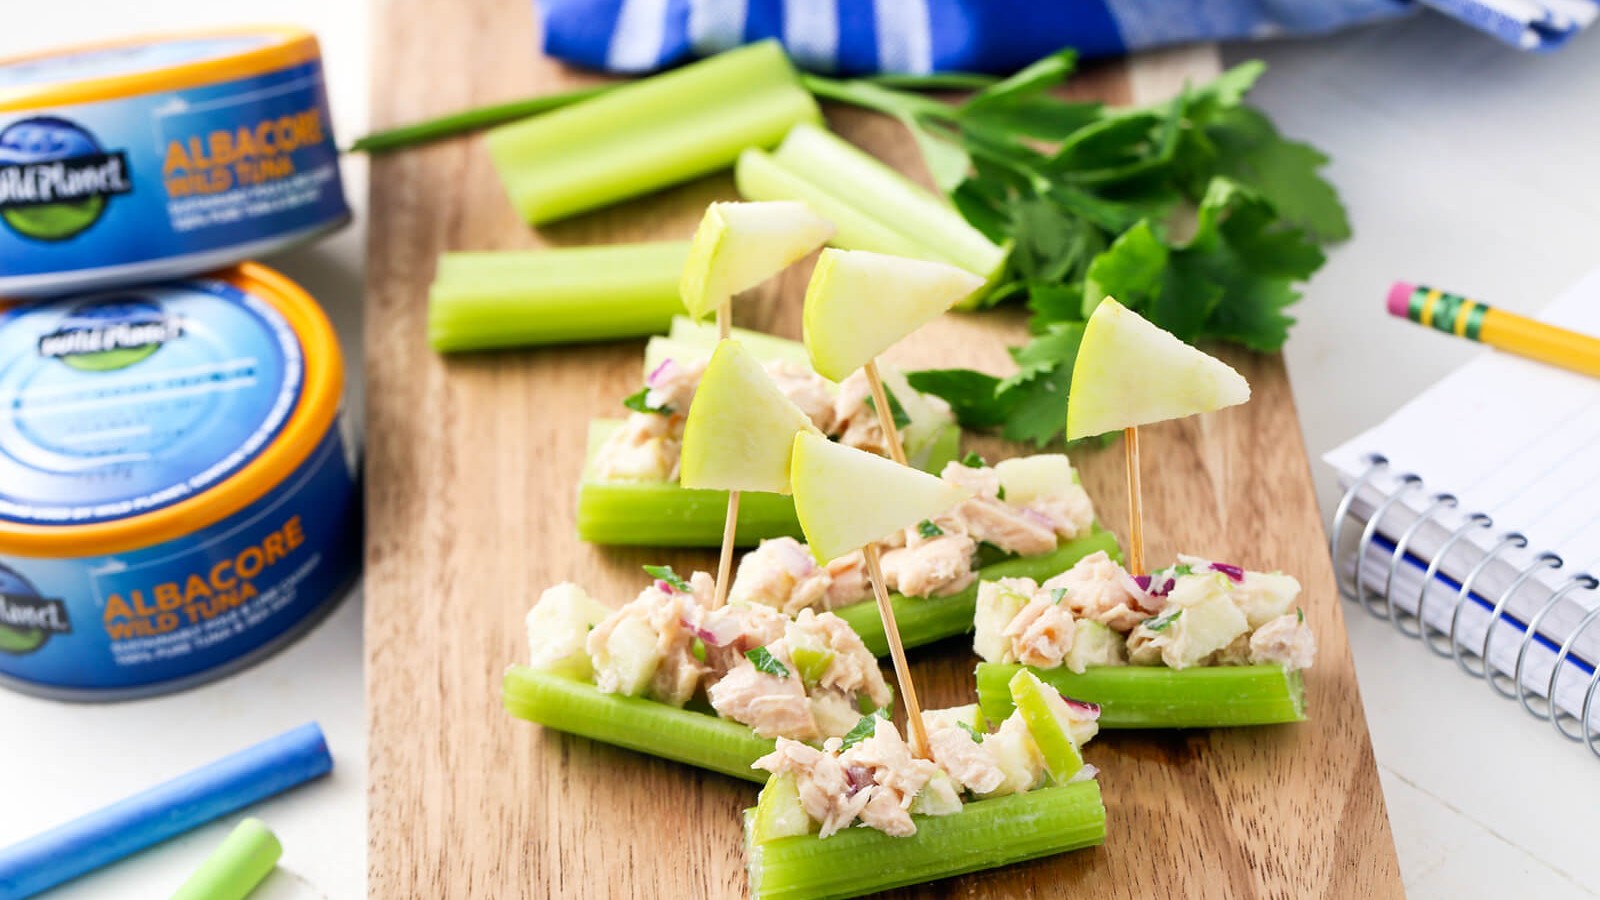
[[37, 298, 183, 372], [0, 116, 132, 242], [0, 564, 69, 656]]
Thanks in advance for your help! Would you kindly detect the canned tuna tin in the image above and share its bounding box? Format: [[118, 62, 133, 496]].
[[0, 27, 350, 298], [0, 262, 360, 699]]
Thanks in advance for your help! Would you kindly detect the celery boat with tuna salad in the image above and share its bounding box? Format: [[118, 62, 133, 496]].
[[973, 552, 1314, 728], [577, 318, 960, 545], [504, 567, 895, 781], [744, 670, 1105, 900], [727, 452, 1119, 656]]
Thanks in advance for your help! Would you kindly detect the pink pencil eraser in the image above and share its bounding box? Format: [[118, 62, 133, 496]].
[[1386, 281, 1415, 318]]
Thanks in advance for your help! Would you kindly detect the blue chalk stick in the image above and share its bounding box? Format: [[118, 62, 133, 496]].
[[0, 722, 332, 900]]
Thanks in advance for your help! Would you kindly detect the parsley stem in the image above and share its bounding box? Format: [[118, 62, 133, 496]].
[[346, 85, 610, 154]]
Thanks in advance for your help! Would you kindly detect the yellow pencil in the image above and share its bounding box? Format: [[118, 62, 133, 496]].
[[1387, 281, 1600, 379]]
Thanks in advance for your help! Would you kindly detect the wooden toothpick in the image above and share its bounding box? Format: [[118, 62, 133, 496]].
[[861, 542, 930, 758], [862, 359, 908, 467], [711, 298, 738, 607], [1124, 425, 1145, 576]]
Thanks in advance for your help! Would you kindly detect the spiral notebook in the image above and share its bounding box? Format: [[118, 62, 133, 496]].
[[1325, 268, 1600, 756]]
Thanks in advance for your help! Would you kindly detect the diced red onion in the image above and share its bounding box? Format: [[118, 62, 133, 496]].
[[646, 359, 676, 388], [1211, 562, 1246, 582], [846, 765, 874, 793], [1065, 698, 1102, 720], [1069, 763, 1100, 784], [654, 579, 676, 595], [1132, 575, 1152, 592]]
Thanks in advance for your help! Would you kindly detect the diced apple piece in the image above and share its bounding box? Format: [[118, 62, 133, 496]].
[[909, 770, 965, 817], [976, 715, 1046, 798], [753, 772, 814, 843], [809, 690, 861, 738], [592, 614, 662, 696], [1230, 571, 1304, 629], [1008, 670, 1086, 784], [924, 704, 985, 734], [525, 583, 611, 679], [802, 248, 985, 382], [973, 579, 1032, 663], [994, 454, 1078, 504], [790, 646, 835, 687], [681, 339, 823, 494], [789, 431, 972, 563], [1063, 619, 1127, 674], [1066, 297, 1251, 440], [680, 201, 834, 320], [1157, 574, 1251, 668]]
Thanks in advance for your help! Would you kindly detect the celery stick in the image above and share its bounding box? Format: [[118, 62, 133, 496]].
[[834, 529, 1121, 656], [577, 419, 964, 546], [428, 241, 689, 351], [488, 41, 821, 225], [772, 124, 1007, 280], [975, 663, 1307, 729], [746, 781, 1104, 900], [503, 666, 774, 781], [735, 148, 949, 264]]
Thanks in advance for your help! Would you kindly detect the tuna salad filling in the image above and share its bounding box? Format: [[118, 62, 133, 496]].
[[523, 570, 892, 743], [753, 685, 1101, 838], [973, 551, 1316, 672], [729, 455, 1098, 616], [592, 357, 955, 483]]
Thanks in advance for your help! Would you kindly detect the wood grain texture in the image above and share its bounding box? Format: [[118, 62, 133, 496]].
[[364, 1, 1403, 896]]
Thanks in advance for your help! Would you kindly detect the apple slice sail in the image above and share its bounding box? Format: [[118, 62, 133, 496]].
[[802, 248, 986, 382], [1065, 297, 1251, 441], [680, 200, 835, 321], [789, 431, 972, 564], [680, 339, 822, 494]]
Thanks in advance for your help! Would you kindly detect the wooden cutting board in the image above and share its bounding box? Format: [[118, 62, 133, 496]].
[[364, 2, 1403, 896]]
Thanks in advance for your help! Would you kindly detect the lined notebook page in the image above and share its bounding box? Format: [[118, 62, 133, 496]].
[[1326, 269, 1600, 573], [1325, 271, 1600, 726]]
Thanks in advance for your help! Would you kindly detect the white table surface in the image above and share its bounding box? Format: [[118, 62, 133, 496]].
[[4, 5, 1599, 898]]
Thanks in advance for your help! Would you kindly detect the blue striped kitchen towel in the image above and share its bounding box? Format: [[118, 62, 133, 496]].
[[541, 0, 1597, 74]]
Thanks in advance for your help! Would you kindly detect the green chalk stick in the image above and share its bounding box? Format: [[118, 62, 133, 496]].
[[171, 818, 282, 900]]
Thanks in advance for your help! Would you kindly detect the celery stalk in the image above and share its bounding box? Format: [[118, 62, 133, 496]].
[[745, 781, 1104, 900], [975, 663, 1308, 729], [771, 124, 1007, 280], [577, 419, 963, 546], [429, 241, 690, 351], [348, 85, 609, 154], [488, 41, 821, 224], [735, 148, 950, 264], [503, 666, 774, 781], [834, 529, 1121, 656]]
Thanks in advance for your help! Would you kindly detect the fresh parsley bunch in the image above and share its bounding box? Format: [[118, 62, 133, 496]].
[[809, 53, 1347, 445]]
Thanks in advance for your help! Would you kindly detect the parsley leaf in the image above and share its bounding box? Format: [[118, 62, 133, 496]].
[[863, 386, 913, 430], [1297, 607, 1305, 623], [918, 519, 944, 538], [958, 720, 986, 742], [959, 450, 989, 468], [745, 646, 790, 678], [840, 708, 889, 748], [643, 565, 691, 593], [623, 387, 671, 416], [801, 55, 1344, 447], [996, 484, 1006, 500]]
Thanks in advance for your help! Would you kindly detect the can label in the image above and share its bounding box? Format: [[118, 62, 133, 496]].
[[0, 273, 358, 694], [0, 36, 347, 284], [0, 426, 358, 691]]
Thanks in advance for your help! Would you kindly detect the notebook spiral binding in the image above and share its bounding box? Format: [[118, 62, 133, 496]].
[[1331, 454, 1600, 759]]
